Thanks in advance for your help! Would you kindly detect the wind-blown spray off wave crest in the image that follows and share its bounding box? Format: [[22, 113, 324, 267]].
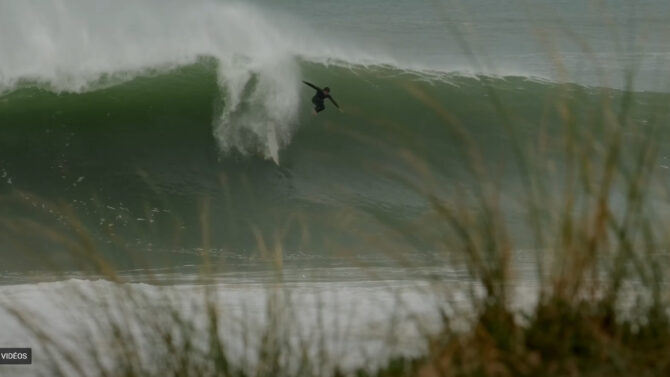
[[0, 0, 388, 162]]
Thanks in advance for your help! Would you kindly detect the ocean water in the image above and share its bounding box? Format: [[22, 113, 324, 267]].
[[1, 1, 670, 373], [2, 0, 669, 273]]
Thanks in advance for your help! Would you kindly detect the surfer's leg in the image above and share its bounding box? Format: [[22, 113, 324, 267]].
[[311, 96, 325, 114]]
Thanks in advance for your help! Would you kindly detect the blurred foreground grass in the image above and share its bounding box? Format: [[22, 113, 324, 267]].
[[2, 5, 670, 376]]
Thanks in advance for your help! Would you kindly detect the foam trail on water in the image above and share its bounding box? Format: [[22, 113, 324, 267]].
[[0, 0, 379, 161]]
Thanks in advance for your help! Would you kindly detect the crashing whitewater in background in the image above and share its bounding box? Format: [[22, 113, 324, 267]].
[[0, 0, 390, 163]]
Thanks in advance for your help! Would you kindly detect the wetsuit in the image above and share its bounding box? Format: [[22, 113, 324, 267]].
[[303, 81, 339, 113]]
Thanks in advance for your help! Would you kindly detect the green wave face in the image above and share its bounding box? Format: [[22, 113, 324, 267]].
[[1, 60, 668, 271]]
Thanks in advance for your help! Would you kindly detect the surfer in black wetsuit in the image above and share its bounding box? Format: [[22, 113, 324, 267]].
[[302, 81, 340, 114]]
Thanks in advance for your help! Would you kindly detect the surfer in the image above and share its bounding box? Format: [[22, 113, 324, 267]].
[[302, 81, 340, 114]]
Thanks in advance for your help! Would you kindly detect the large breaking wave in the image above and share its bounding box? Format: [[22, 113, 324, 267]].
[[0, 0, 399, 163]]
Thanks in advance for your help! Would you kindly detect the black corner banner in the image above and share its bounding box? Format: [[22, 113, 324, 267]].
[[0, 348, 32, 365]]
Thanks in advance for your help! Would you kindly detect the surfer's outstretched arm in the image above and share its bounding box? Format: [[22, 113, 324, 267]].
[[327, 95, 340, 109], [302, 81, 321, 91]]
